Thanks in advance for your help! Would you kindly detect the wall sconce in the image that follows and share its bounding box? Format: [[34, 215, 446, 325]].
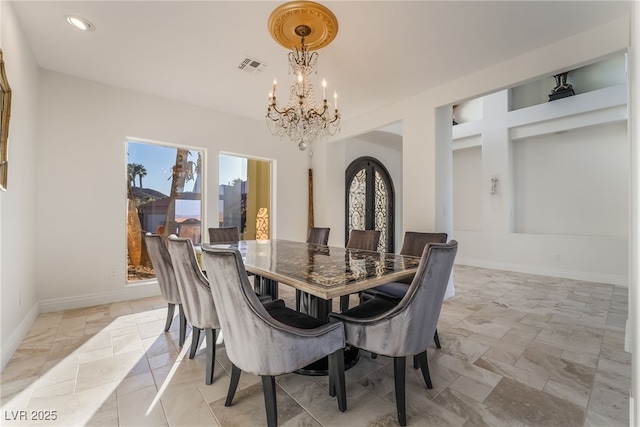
[[490, 175, 499, 194]]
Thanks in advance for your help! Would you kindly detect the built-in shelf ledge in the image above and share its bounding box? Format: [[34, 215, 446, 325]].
[[452, 84, 627, 144], [508, 84, 627, 140], [452, 118, 483, 140]]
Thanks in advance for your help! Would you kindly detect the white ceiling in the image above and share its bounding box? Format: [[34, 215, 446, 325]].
[[10, 1, 631, 124]]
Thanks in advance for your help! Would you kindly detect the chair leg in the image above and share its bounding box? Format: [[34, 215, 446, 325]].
[[225, 364, 242, 407], [295, 289, 302, 311], [328, 349, 346, 412], [393, 357, 407, 426], [205, 329, 217, 385], [164, 303, 175, 331], [413, 330, 441, 369], [189, 327, 202, 359], [339, 295, 350, 312], [414, 351, 433, 389], [261, 375, 278, 427], [178, 304, 187, 347]]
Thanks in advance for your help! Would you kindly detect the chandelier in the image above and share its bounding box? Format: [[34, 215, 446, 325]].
[[266, 1, 340, 151]]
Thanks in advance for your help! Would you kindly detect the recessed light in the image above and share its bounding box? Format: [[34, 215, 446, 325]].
[[65, 15, 95, 31]]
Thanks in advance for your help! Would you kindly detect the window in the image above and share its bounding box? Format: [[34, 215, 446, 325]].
[[126, 140, 204, 281], [219, 154, 271, 240]]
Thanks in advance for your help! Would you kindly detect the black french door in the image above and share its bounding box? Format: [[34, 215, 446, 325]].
[[345, 157, 395, 252]]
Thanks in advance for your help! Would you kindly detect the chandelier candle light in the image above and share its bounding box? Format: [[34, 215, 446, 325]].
[[266, 1, 341, 151]]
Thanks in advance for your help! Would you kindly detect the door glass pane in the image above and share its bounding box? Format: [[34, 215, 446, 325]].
[[348, 168, 367, 235], [127, 140, 203, 281], [374, 170, 388, 252], [219, 154, 271, 240]]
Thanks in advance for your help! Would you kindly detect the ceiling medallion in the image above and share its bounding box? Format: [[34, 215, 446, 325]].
[[266, 1, 341, 151], [268, 1, 338, 51]]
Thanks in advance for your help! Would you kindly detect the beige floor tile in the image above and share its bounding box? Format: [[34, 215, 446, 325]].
[[85, 390, 118, 427], [0, 266, 630, 427], [116, 370, 156, 397], [433, 353, 502, 389], [474, 356, 547, 391], [161, 386, 219, 427], [117, 384, 167, 427], [34, 357, 80, 388], [112, 332, 144, 355], [544, 378, 590, 408], [438, 330, 490, 363], [26, 381, 119, 426], [448, 375, 494, 403], [76, 349, 147, 392], [483, 377, 585, 426], [209, 381, 306, 426]]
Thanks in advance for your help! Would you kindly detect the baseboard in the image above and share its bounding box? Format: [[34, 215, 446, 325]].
[[39, 283, 161, 313], [1, 302, 39, 371], [455, 258, 628, 287]]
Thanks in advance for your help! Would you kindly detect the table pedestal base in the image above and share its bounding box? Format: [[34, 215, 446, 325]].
[[295, 346, 360, 376], [254, 277, 279, 300]]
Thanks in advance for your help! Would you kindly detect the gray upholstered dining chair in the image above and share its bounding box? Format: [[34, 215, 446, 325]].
[[166, 235, 221, 385], [208, 225, 272, 302], [340, 229, 382, 311], [329, 241, 458, 426], [144, 233, 187, 347], [208, 226, 240, 244], [361, 232, 448, 302], [346, 229, 381, 252], [360, 231, 449, 359], [307, 227, 330, 245], [296, 227, 332, 311], [200, 247, 347, 427]]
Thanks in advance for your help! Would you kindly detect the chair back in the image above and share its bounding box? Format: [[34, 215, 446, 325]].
[[342, 241, 457, 356], [397, 232, 448, 284], [208, 226, 240, 244], [346, 229, 381, 252], [144, 233, 181, 304], [307, 227, 330, 245], [167, 235, 219, 330], [396, 241, 457, 354], [201, 247, 344, 376], [400, 232, 448, 256]]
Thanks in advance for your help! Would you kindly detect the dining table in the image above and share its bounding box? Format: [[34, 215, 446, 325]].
[[201, 238, 422, 374], [201, 239, 422, 319]]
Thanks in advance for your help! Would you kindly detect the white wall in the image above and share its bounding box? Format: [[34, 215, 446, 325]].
[[453, 145, 483, 231], [314, 17, 630, 287], [34, 70, 310, 311], [0, 2, 41, 369], [512, 122, 628, 237], [452, 88, 628, 285], [628, 2, 639, 423]]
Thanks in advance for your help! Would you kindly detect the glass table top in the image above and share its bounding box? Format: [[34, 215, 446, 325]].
[[202, 239, 421, 300]]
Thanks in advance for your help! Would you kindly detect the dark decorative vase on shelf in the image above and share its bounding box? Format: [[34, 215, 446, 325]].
[[548, 72, 575, 101]]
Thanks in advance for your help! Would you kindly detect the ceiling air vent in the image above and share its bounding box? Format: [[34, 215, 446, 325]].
[[238, 57, 267, 74]]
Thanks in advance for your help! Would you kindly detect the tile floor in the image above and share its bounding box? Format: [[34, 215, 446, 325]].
[[0, 265, 630, 426]]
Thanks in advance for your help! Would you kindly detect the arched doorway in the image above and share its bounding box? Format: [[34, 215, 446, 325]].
[[345, 156, 395, 252]]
